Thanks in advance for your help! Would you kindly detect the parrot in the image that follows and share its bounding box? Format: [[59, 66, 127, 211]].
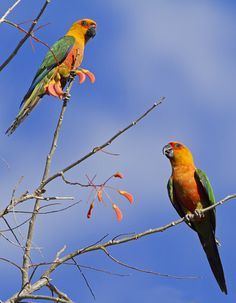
[[6, 18, 97, 135], [163, 141, 227, 294]]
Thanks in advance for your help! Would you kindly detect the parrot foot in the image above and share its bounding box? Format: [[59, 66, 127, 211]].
[[185, 214, 192, 222], [44, 80, 64, 99], [185, 210, 204, 222], [71, 68, 95, 84], [193, 209, 204, 219]]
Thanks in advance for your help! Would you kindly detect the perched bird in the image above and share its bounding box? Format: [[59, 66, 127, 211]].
[[6, 18, 96, 135], [163, 141, 227, 294]]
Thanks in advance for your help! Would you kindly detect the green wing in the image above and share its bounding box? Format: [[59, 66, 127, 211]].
[[21, 35, 75, 107], [167, 177, 185, 218], [195, 168, 216, 231]]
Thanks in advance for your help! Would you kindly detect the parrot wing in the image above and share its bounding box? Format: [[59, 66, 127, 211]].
[[194, 169, 227, 294], [167, 177, 195, 230], [21, 35, 75, 107], [195, 168, 216, 231]]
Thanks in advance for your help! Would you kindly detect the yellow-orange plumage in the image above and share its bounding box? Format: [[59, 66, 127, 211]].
[[6, 18, 96, 135], [163, 141, 227, 294]]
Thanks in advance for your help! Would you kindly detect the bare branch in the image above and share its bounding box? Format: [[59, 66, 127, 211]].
[[0, 99, 164, 222], [40, 98, 165, 189], [0, 0, 22, 24], [29, 261, 129, 277], [0, 257, 23, 273], [2, 216, 22, 248], [47, 283, 73, 303], [72, 257, 96, 300], [101, 247, 198, 279], [0, 218, 31, 232], [0, 0, 51, 72], [41, 193, 236, 279], [8, 201, 80, 215], [21, 99, 69, 286], [22, 54, 79, 286], [5, 194, 235, 303], [17, 295, 71, 303]]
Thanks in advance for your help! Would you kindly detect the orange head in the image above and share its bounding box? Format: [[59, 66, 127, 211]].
[[162, 141, 195, 167], [66, 19, 97, 43]]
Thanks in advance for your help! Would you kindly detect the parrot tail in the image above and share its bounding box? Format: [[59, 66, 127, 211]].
[[198, 230, 227, 294], [6, 95, 41, 136]]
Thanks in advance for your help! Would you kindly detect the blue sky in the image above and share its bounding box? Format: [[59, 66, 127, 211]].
[[0, 0, 236, 302]]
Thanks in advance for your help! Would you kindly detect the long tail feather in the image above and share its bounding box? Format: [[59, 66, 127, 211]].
[[198, 230, 227, 294], [6, 95, 41, 136]]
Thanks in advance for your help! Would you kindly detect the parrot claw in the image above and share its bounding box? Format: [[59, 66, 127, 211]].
[[185, 214, 192, 222], [193, 209, 204, 219], [75, 68, 96, 84], [70, 70, 77, 77], [63, 93, 71, 101]]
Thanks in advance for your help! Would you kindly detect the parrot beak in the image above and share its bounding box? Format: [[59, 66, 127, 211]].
[[85, 25, 96, 41], [163, 144, 174, 158]]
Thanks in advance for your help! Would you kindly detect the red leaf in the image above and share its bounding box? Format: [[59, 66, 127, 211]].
[[87, 201, 94, 219], [118, 190, 134, 204], [113, 172, 124, 179], [112, 203, 123, 221]]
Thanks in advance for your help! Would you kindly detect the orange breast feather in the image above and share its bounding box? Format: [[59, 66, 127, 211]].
[[173, 167, 202, 213]]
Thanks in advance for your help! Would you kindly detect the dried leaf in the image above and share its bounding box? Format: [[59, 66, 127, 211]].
[[113, 172, 124, 179], [97, 190, 103, 202], [118, 190, 134, 204], [87, 201, 94, 219], [112, 203, 123, 221]]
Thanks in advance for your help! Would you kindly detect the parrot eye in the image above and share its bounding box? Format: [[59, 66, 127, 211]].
[[81, 20, 88, 27]]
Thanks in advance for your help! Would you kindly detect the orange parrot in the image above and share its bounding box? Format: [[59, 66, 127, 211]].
[[6, 19, 96, 135], [163, 141, 227, 294]]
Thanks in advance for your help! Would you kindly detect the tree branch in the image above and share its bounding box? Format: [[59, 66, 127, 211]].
[[40, 98, 165, 189], [41, 193, 236, 277], [101, 247, 198, 279], [0, 0, 51, 72], [17, 295, 71, 303], [4, 193, 235, 303], [0, 0, 22, 24], [21, 73, 77, 287]]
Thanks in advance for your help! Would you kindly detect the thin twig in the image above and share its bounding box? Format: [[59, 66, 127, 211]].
[[101, 247, 198, 279], [0, 217, 31, 232], [2, 216, 22, 248], [0, 0, 22, 24], [5, 193, 236, 303], [22, 69, 78, 286], [4, 19, 59, 64], [47, 283, 73, 303], [17, 295, 71, 303], [21, 99, 70, 286], [0, 0, 51, 71], [30, 261, 129, 277], [72, 257, 96, 300], [40, 98, 165, 189], [8, 201, 80, 215], [41, 193, 236, 279], [0, 100, 164, 220], [0, 257, 23, 273]]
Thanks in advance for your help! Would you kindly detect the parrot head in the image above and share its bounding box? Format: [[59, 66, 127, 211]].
[[67, 19, 97, 43], [163, 141, 194, 166]]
